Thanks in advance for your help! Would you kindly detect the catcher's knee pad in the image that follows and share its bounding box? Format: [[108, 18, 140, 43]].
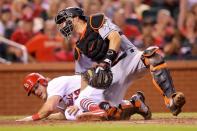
[[142, 46, 175, 98]]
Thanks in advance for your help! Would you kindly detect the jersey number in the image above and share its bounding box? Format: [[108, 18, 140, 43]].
[[66, 89, 80, 106]]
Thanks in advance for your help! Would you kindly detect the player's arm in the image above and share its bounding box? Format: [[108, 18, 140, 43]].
[[94, 31, 121, 68], [96, 30, 121, 69], [107, 30, 121, 52], [46, 112, 66, 120], [16, 96, 61, 121], [97, 16, 122, 67]]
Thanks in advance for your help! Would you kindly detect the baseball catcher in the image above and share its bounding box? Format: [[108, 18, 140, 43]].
[[55, 7, 185, 116]]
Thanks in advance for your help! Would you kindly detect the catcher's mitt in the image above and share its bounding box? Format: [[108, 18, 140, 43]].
[[82, 67, 113, 89]]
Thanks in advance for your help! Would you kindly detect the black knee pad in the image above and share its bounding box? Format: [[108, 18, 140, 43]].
[[148, 53, 164, 67]]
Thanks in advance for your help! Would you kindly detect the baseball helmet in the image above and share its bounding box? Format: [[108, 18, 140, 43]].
[[23, 73, 48, 96], [55, 7, 85, 38]]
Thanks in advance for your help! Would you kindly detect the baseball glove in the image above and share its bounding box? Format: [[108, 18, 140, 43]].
[[82, 67, 113, 89]]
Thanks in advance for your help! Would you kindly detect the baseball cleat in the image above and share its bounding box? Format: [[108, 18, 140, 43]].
[[76, 109, 108, 121], [130, 91, 152, 120], [169, 92, 186, 116]]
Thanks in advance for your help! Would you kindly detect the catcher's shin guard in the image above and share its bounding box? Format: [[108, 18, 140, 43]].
[[142, 46, 185, 116]]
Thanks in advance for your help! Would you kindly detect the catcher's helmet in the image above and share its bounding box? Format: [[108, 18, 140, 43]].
[[23, 73, 48, 96], [55, 7, 85, 38]]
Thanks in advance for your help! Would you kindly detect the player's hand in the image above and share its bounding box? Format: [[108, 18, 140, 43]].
[[93, 61, 111, 77], [67, 105, 79, 116], [16, 116, 33, 122], [93, 61, 110, 71]]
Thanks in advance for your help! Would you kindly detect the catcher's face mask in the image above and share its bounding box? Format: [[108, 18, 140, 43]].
[[56, 11, 74, 39]]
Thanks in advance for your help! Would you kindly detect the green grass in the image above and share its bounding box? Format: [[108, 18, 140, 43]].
[[0, 124, 196, 131], [0, 113, 197, 131], [132, 112, 197, 119], [0, 116, 22, 120]]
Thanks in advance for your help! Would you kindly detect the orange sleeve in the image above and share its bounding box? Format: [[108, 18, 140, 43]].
[[26, 34, 43, 53]]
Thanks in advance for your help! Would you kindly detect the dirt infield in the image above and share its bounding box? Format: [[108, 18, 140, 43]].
[[0, 117, 196, 126]]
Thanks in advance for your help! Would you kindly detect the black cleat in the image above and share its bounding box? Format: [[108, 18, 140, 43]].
[[130, 91, 152, 120], [169, 92, 186, 116]]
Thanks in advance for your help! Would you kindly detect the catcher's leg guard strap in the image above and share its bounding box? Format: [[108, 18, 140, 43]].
[[142, 48, 176, 98]]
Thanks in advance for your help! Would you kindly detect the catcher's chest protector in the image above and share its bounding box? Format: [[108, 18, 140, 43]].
[[76, 14, 109, 62]]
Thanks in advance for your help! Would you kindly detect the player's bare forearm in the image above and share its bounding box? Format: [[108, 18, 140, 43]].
[[46, 112, 66, 120], [16, 106, 54, 122], [107, 31, 121, 52], [16, 111, 60, 122], [37, 96, 61, 119], [16, 96, 61, 122]]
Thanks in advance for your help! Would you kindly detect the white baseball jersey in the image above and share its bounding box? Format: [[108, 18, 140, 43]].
[[47, 75, 81, 109]]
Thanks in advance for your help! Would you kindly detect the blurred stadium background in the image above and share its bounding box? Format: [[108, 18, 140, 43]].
[[0, 0, 197, 116]]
